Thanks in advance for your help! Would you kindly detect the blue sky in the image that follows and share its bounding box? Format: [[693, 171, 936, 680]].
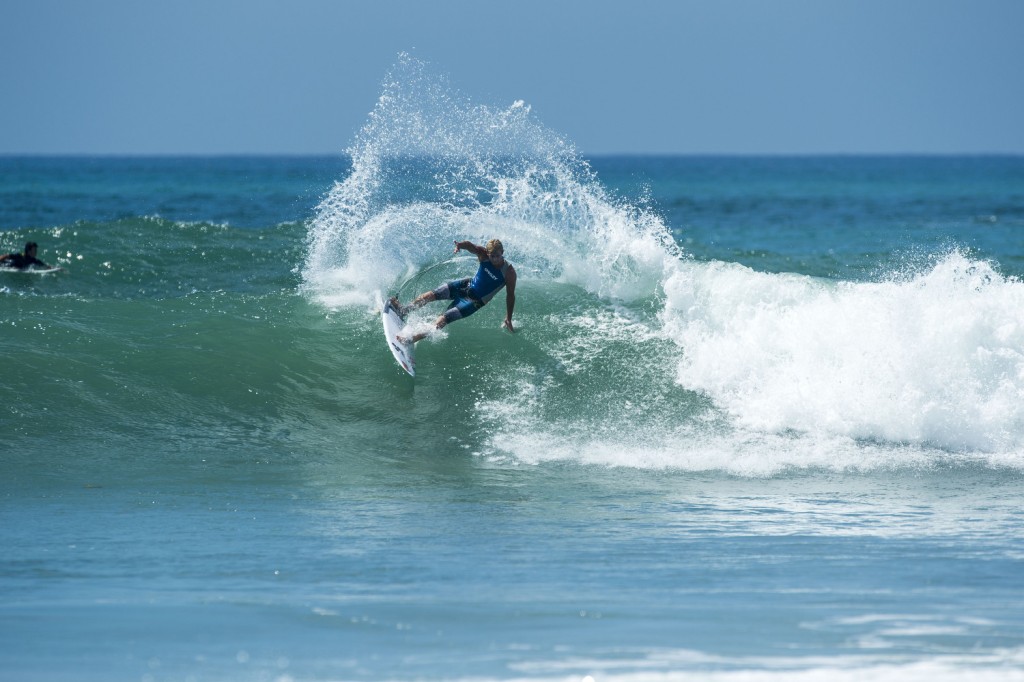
[[2, 0, 1021, 155]]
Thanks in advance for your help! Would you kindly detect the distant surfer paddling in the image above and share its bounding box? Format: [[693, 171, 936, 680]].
[[391, 239, 517, 343], [0, 242, 54, 271]]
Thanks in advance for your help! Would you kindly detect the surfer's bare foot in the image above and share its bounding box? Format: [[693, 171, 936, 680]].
[[388, 296, 407, 319]]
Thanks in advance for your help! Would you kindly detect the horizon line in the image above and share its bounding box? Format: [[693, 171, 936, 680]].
[[3, 150, 1023, 159]]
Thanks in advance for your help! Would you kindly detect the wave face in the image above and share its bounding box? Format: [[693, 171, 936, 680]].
[[304, 56, 1024, 473]]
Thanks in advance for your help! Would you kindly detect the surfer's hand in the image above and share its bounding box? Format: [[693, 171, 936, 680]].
[[453, 240, 460, 253], [502, 319, 515, 333]]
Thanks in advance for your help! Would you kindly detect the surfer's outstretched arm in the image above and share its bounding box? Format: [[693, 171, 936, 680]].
[[454, 240, 488, 259]]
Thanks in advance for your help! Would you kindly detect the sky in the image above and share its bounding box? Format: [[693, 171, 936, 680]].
[[1, 0, 1022, 156]]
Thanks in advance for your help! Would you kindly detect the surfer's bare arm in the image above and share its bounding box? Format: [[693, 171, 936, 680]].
[[453, 240, 488, 259], [503, 265, 517, 332]]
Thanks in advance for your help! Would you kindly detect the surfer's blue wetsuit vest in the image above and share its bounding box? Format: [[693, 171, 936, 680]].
[[437, 259, 511, 323], [467, 259, 510, 304]]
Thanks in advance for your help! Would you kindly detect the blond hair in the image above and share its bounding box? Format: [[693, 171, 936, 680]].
[[486, 239, 504, 255]]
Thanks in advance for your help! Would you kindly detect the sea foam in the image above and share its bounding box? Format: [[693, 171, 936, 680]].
[[663, 251, 1024, 456]]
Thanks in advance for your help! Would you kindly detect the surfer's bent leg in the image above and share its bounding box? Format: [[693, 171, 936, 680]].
[[405, 280, 475, 343], [442, 297, 481, 324], [408, 298, 472, 344], [433, 278, 470, 302], [407, 314, 448, 344], [405, 278, 469, 315]]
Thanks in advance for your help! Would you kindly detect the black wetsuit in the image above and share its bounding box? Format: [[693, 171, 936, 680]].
[[1, 254, 48, 269]]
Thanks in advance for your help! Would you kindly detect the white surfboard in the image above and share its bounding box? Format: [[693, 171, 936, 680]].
[[1, 265, 62, 275], [380, 295, 416, 377]]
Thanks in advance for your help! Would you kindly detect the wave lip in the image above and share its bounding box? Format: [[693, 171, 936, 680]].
[[303, 54, 680, 310]]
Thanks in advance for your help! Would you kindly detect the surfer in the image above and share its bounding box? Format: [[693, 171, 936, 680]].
[[392, 239, 517, 343], [0, 242, 53, 270]]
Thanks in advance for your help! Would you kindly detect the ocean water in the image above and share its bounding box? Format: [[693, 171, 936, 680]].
[[3, 58, 1024, 681]]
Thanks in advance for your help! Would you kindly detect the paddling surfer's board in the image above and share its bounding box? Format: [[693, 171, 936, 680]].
[[0, 266, 62, 275], [380, 295, 416, 377]]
